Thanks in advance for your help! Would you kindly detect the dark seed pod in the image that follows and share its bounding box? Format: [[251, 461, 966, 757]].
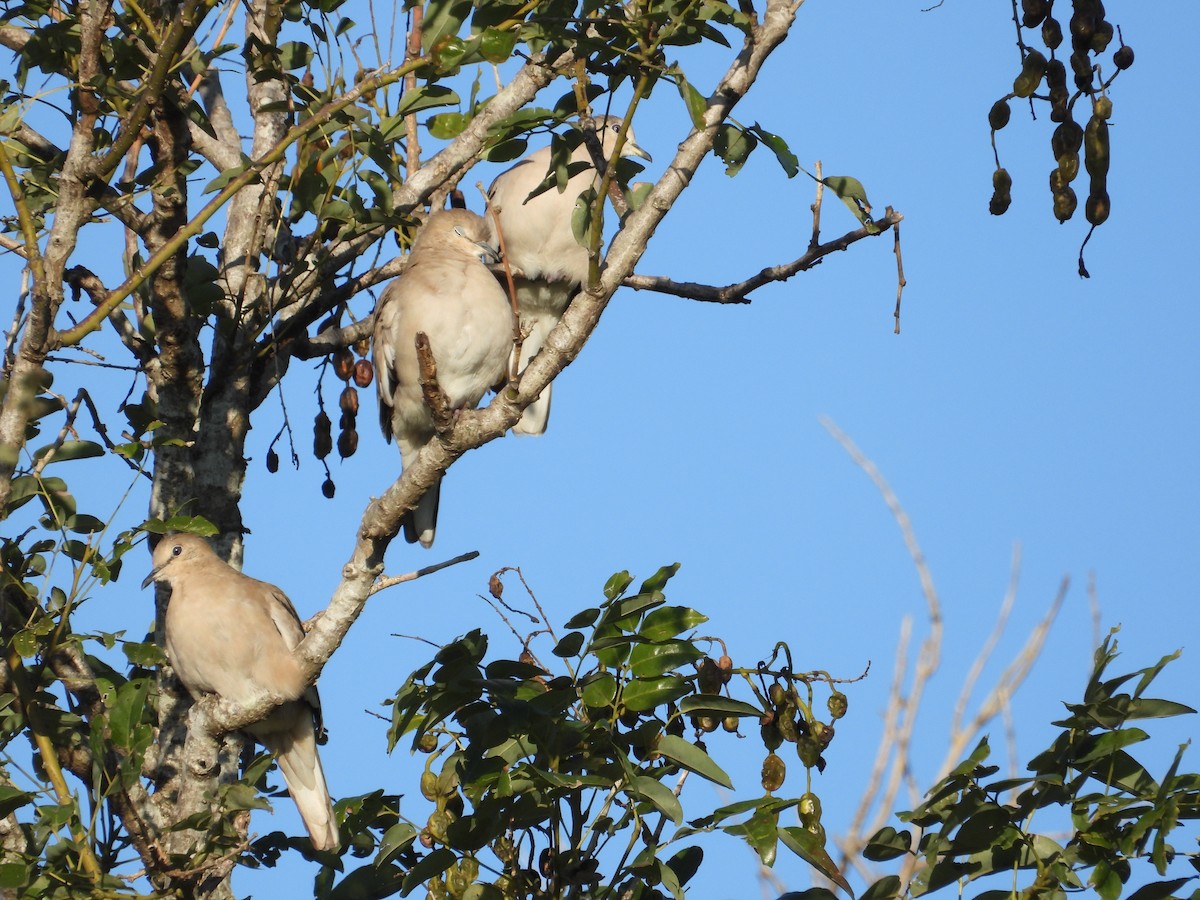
[[990, 167, 1013, 216], [1052, 119, 1084, 158], [332, 348, 355, 381], [266, 448, 279, 473], [1093, 95, 1113, 120], [776, 706, 800, 743], [339, 410, 356, 431], [313, 411, 332, 459], [1113, 44, 1134, 70], [1042, 16, 1063, 50], [1020, 0, 1048, 28], [799, 791, 823, 827], [722, 716, 739, 733], [1086, 190, 1110, 226], [353, 358, 375, 388], [417, 733, 438, 754], [761, 720, 783, 751], [337, 428, 358, 459], [697, 657, 721, 694], [339, 385, 359, 415], [1084, 114, 1109, 179], [988, 99, 1011, 131], [1053, 187, 1078, 223], [827, 690, 848, 721], [1070, 51, 1094, 91], [1090, 20, 1113, 53], [321, 477, 336, 499], [796, 735, 822, 768], [761, 752, 786, 793], [1013, 49, 1048, 98], [1069, 8, 1095, 43], [1050, 167, 1068, 193], [1057, 152, 1080, 183]]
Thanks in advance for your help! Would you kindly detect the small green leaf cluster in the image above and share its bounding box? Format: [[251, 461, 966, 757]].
[[861, 629, 1199, 900], [371, 564, 854, 899]]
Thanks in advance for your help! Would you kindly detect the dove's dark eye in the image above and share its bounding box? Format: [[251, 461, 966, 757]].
[[172, 544, 182, 556]]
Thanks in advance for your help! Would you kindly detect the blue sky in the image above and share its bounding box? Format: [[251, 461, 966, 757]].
[[4, 1, 1197, 897]]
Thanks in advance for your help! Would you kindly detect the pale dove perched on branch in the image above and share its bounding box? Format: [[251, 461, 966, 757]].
[[141, 533, 339, 851], [487, 116, 651, 435], [373, 209, 513, 548]]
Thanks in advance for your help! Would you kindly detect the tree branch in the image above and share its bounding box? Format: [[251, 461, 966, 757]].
[[622, 208, 902, 304]]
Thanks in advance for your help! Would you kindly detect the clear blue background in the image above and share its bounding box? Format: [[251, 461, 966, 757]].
[[3, 1, 1196, 896]]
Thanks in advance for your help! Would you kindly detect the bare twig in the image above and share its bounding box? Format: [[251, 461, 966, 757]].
[[624, 209, 903, 304], [367, 550, 480, 596], [893, 220, 906, 334], [809, 159, 824, 250], [950, 544, 1021, 736], [403, 6, 424, 179]]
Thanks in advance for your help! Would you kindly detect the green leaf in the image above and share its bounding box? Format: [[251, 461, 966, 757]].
[[1123, 697, 1197, 720], [552, 631, 585, 658], [431, 35, 467, 73], [141, 515, 218, 536], [1125, 879, 1190, 900], [479, 27, 517, 63], [629, 639, 703, 678], [123, 641, 166, 668], [32, 439, 104, 464], [580, 671, 618, 708], [203, 157, 256, 194], [0, 786, 33, 818], [640, 562, 681, 594], [570, 185, 597, 251], [108, 677, 151, 751], [822, 174, 875, 227], [629, 775, 683, 825], [421, 0, 472, 52], [608, 591, 666, 625], [861, 875, 901, 900], [727, 806, 779, 866], [401, 848, 456, 894], [622, 675, 689, 712], [278, 41, 314, 70], [863, 825, 911, 861], [675, 75, 708, 129], [0, 863, 29, 890], [714, 124, 757, 176], [666, 845, 703, 887], [748, 123, 799, 178], [221, 782, 273, 812], [679, 694, 762, 718], [654, 734, 733, 789], [565, 607, 600, 629], [375, 822, 417, 867], [778, 826, 852, 894], [639, 605, 708, 641], [394, 84, 459, 118], [427, 112, 467, 140], [604, 570, 634, 600]]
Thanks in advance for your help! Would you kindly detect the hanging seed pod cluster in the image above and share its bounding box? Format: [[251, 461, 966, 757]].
[[988, 0, 1132, 275], [325, 337, 373, 464]]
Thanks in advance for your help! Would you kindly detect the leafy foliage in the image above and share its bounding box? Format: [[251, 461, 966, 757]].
[[861, 629, 1199, 900], [353, 564, 856, 899]]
